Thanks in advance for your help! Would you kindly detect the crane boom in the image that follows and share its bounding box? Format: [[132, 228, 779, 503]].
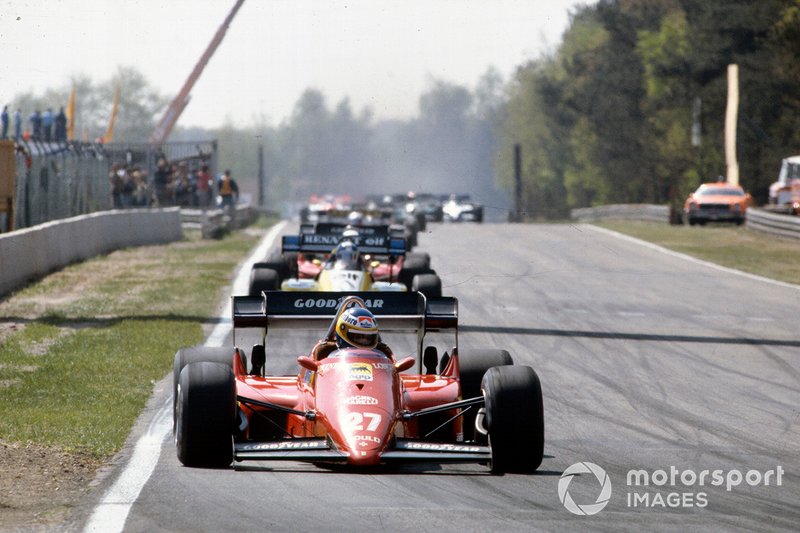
[[149, 0, 245, 145]]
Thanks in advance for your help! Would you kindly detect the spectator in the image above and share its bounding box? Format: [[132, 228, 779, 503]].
[[42, 108, 53, 142], [174, 162, 194, 207], [1, 106, 8, 139], [218, 169, 239, 212], [153, 157, 173, 206], [109, 162, 124, 208], [13, 109, 21, 141], [120, 168, 136, 208], [29, 110, 42, 141], [54, 107, 67, 142], [195, 164, 212, 208], [131, 168, 151, 207]]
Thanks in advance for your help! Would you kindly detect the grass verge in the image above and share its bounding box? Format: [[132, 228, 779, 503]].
[[596, 220, 800, 285], [0, 222, 270, 457]]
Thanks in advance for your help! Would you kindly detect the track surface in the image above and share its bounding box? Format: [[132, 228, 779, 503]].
[[76, 223, 799, 532]]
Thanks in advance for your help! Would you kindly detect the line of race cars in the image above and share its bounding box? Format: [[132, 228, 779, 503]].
[[172, 197, 544, 474]]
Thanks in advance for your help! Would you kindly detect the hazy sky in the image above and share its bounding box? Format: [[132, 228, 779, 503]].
[[2, 0, 586, 129]]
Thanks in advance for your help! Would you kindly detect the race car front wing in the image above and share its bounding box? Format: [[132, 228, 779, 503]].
[[233, 438, 490, 465]]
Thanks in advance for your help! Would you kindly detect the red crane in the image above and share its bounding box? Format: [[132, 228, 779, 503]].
[[149, 0, 245, 145]]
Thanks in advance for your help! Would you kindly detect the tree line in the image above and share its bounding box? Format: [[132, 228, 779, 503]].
[[495, 0, 800, 218]]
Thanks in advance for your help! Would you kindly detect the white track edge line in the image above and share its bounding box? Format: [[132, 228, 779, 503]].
[[82, 220, 287, 533], [584, 224, 800, 292]]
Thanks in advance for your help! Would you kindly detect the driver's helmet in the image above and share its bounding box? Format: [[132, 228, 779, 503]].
[[347, 211, 363, 225], [332, 241, 360, 270], [341, 226, 359, 243], [336, 307, 378, 349]]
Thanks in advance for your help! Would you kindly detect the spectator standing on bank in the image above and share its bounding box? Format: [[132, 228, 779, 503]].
[[42, 108, 54, 142], [153, 157, 173, 206], [1, 106, 8, 139], [218, 169, 239, 212], [54, 107, 67, 142], [30, 110, 42, 141], [13, 109, 21, 141], [195, 164, 212, 207]]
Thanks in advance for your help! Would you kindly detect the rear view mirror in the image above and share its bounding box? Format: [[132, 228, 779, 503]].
[[394, 356, 415, 372], [297, 356, 318, 372]]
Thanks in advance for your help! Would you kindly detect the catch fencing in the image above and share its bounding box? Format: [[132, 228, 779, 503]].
[[570, 204, 800, 240], [8, 139, 216, 231]]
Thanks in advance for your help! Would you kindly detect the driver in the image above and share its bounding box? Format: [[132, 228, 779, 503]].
[[330, 240, 361, 270], [336, 307, 379, 349], [311, 307, 394, 361]]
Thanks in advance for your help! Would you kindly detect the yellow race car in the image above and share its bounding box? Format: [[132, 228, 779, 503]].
[[249, 229, 441, 297]]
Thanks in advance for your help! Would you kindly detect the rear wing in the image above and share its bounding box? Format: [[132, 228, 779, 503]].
[[299, 221, 405, 238], [282, 232, 406, 256], [232, 291, 457, 333]]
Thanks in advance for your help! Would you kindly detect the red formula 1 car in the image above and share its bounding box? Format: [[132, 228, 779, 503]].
[[173, 292, 544, 472]]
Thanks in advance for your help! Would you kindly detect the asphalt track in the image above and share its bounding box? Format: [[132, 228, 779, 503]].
[[73, 222, 800, 532]]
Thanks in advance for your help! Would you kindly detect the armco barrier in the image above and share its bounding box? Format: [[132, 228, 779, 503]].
[[571, 204, 670, 222], [0, 208, 182, 297], [746, 208, 800, 240], [571, 204, 800, 240], [181, 204, 256, 238]]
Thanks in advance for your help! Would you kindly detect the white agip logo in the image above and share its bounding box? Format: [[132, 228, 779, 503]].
[[558, 462, 612, 516]]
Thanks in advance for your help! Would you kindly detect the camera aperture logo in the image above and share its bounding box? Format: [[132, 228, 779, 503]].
[[558, 462, 612, 516], [558, 462, 785, 515]]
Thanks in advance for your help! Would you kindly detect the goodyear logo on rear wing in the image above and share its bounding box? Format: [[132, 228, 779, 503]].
[[347, 363, 373, 381], [293, 297, 385, 309]]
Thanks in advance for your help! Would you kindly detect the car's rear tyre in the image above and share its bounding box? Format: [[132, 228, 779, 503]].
[[411, 273, 442, 298], [249, 267, 279, 296], [415, 212, 427, 232], [398, 265, 434, 288], [176, 362, 236, 467], [404, 252, 431, 271], [458, 349, 513, 440], [404, 220, 419, 249], [482, 365, 544, 473], [173, 347, 237, 430]]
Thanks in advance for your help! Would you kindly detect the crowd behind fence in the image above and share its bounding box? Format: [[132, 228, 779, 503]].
[[6, 139, 217, 231]]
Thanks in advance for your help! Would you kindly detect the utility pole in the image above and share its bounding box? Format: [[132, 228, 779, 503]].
[[258, 144, 264, 208], [513, 144, 522, 222]]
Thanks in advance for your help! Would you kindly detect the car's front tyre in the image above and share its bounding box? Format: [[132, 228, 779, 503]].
[[482, 365, 544, 473], [176, 362, 236, 467]]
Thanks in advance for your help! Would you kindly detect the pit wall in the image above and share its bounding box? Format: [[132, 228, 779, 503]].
[[0, 208, 182, 297]]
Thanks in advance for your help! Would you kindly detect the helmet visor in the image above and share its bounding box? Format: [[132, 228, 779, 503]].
[[349, 331, 377, 348]]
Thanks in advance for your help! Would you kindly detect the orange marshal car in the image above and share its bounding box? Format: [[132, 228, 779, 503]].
[[684, 182, 752, 226]]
